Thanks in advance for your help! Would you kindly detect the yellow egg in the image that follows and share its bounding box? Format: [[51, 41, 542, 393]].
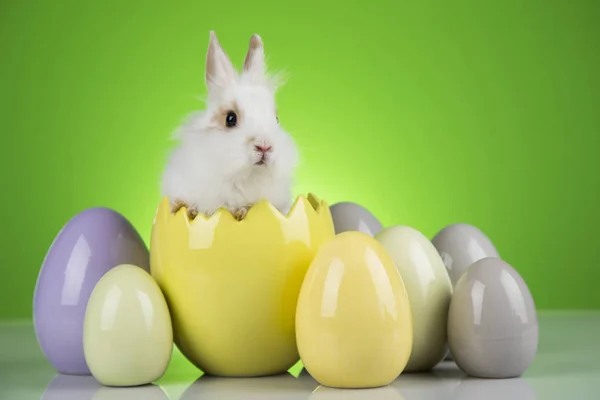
[[296, 231, 413, 389], [83, 264, 173, 387], [150, 193, 335, 377]]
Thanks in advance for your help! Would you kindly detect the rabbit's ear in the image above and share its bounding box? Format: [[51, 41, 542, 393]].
[[243, 34, 265, 81], [205, 31, 236, 92]]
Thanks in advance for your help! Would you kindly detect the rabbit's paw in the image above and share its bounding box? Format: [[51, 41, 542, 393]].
[[171, 199, 187, 214], [232, 206, 249, 221], [171, 200, 199, 220]]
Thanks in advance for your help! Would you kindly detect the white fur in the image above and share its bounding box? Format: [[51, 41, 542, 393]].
[[161, 31, 298, 217]]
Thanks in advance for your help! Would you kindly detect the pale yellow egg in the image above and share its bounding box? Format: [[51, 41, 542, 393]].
[[83, 264, 173, 387], [296, 231, 413, 389]]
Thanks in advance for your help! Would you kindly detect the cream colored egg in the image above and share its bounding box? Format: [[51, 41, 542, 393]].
[[83, 264, 173, 387], [375, 226, 453, 372], [296, 231, 413, 389]]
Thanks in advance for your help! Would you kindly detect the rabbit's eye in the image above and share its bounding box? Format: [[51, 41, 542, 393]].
[[225, 111, 237, 128], [276, 116, 279, 124]]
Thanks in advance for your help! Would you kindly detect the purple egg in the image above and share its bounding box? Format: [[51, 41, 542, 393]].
[[33, 207, 150, 375]]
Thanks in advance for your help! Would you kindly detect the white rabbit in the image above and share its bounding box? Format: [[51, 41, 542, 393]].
[[161, 31, 298, 220]]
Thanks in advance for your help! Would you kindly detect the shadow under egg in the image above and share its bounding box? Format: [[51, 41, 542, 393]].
[[453, 376, 537, 400], [310, 385, 406, 400], [40, 374, 169, 400], [180, 372, 317, 400], [393, 369, 462, 400]]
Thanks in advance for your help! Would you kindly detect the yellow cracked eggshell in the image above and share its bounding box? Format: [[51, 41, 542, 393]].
[[295, 231, 413, 389], [150, 193, 335, 377], [83, 264, 173, 387]]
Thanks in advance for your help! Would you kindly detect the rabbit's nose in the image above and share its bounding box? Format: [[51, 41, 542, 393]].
[[254, 144, 272, 153]]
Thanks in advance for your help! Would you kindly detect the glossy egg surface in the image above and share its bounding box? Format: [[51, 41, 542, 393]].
[[448, 257, 538, 378], [431, 223, 500, 287], [150, 194, 335, 377], [296, 231, 413, 389], [375, 226, 453, 372], [83, 264, 173, 387], [329, 202, 383, 236], [33, 207, 150, 375]]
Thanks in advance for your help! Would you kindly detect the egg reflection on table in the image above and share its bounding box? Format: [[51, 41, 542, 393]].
[[33, 207, 150, 376], [296, 231, 413, 389], [83, 264, 173, 387], [90, 385, 170, 400], [309, 385, 406, 400], [40, 375, 169, 400], [329, 202, 383, 236], [40, 375, 102, 400], [179, 373, 315, 400], [453, 376, 537, 400], [393, 368, 462, 400], [375, 226, 453, 372], [448, 257, 538, 379]]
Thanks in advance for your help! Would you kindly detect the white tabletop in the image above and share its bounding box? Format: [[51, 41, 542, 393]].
[[1, 310, 599, 399]]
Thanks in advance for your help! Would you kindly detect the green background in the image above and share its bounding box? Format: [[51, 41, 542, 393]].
[[1, 0, 599, 321]]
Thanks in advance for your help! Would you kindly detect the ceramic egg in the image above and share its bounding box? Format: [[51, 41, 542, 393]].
[[448, 257, 538, 378], [375, 226, 453, 372], [83, 264, 173, 387], [296, 231, 413, 389], [33, 207, 150, 375], [431, 223, 500, 287], [329, 202, 383, 236], [150, 194, 335, 377]]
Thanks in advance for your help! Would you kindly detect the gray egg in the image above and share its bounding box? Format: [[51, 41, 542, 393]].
[[432, 223, 500, 363], [329, 202, 383, 236], [448, 257, 538, 379], [431, 223, 500, 287]]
